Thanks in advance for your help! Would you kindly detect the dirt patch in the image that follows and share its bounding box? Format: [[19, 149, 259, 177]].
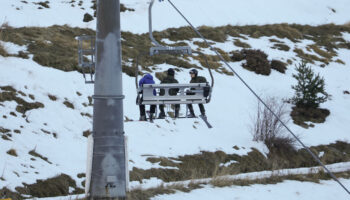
[[290, 106, 330, 128]]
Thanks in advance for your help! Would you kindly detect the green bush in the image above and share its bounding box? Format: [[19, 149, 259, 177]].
[[291, 61, 329, 108]]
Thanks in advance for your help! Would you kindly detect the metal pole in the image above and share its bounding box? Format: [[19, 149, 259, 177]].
[[89, 0, 126, 199]]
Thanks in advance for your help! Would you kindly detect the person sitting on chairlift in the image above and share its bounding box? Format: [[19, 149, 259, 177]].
[[139, 73, 156, 121], [187, 69, 207, 118], [158, 68, 180, 119]]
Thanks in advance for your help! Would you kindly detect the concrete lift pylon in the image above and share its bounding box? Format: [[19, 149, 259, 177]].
[[84, 0, 127, 199]]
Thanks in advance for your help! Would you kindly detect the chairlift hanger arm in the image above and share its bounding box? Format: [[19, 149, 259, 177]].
[[149, 0, 161, 47], [192, 51, 214, 88]]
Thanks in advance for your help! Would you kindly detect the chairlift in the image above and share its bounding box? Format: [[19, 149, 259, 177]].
[[135, 0, 214, 117], [77, 35, 95, 84]]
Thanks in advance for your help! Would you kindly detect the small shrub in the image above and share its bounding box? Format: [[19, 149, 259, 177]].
[[242, 49, 271, 75], [7, 149, 18, 157], [83, 13, 93, 22], [230, 50, 245, 62], [252, 97, 296, 152], [270, 60, 287, 73], [291, 61, 330, 108]]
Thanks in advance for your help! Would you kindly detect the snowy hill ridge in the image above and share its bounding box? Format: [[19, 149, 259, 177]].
[[1, 0, 350, 199]]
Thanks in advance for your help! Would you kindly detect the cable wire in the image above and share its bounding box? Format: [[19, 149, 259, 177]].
[[166, 0, 350, 195]]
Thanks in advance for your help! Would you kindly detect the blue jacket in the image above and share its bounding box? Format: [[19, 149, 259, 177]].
[[139, 73, 156, 96]]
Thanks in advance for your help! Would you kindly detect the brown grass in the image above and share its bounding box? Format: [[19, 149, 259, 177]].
[[291, 106, 330, 128], [0, 86, 44, 114], [293, 48, 329, 65], [7, 149, 18, 157], [15, 174, 83, 198], [1, 24, 349, 77], [29, 149, 52, 164], [0, 22, 7, 56], [272, 43, 290, 51], [233, 39, 251, 48], [63, 100, 75, 109]]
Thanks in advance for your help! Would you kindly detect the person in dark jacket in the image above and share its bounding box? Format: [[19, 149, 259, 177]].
[[139, 73, 156, 121], [187, 69, 207, 117], [158, 68, 180, 118]]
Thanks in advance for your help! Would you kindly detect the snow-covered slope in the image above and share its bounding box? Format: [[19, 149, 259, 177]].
[[1, 0, 350, 198], [1, 0, 350, 33]]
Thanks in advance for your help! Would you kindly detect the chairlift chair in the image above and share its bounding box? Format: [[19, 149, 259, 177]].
[[77, 35, 95, 84], [135, 0, 214, 116]]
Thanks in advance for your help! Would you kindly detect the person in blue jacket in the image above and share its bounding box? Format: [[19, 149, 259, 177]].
[[139, 73, 156, 121]]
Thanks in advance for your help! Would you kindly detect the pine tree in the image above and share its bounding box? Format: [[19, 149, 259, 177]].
[[291, 61, 329, 108]]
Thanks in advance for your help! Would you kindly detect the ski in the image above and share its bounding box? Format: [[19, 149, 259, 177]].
[[199, 115, 213, 128]]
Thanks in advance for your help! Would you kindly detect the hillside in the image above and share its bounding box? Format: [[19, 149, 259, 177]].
[[1, 0, 350, 199]]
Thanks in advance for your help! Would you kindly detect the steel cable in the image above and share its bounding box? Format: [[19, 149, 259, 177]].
[[166, 0, 350, 195]]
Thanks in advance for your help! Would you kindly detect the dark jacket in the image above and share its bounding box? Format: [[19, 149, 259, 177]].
[[160, 75, 179, 96], [190, 76, 207, 83], [139, 73, 156, 96]]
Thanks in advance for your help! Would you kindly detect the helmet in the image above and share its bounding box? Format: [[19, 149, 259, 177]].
[[167, 68, 175, 76], [189, 69, 198, 76]]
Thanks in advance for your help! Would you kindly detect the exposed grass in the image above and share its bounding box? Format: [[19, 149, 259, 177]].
[[29, 149, 52, 164], [63, 100, 75, 109], [270, 60, 287, 73], [0, 22, 8, 57], [7, 149, 18, 157], [272, 43, 290, 51], [0, 86, 44, 114], [241, 49, 271, 75], [291, 106, 330, 128], [15, 174, 83, 198], [48, 94, 57, 101], [233, 39, 251, 48], [0, 127, 10, 133], [293, 48, 329, 65], [130, 141, 350, 184], [0, 187, 22, 200], [1, 25, 94, 71], [1, 24, 349, 77]]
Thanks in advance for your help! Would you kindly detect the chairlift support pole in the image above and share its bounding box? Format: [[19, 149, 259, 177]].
[[88, 0, 127, 199]]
